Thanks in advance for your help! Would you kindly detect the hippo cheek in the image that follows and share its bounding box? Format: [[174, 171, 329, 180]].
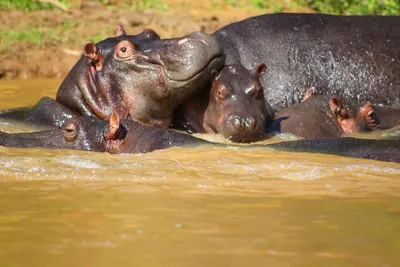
[[222, 116, 266, 143]]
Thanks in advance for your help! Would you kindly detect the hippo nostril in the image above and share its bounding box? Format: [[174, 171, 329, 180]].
[[246, 117, 256, 130], [231, 117, 242, 131]]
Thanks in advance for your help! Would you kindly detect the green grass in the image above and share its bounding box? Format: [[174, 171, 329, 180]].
[[0, 21, 81, 52], [294, 0, 400, 15], [0, 28, 45, 50], [222, 0, 284, 12], [0, 0, 71, 11], [128, 0, 170, 12]]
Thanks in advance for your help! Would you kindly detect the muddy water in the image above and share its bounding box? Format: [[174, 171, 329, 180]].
[[0, 80, 399, 267]]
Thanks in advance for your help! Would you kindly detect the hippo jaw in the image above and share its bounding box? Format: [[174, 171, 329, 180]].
[[152, 32, 225, 82]]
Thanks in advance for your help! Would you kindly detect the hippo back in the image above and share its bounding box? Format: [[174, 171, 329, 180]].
[[213, 13, 400, 111]]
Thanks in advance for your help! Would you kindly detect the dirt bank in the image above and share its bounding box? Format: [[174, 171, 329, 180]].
[[0, 0, 311, 79]]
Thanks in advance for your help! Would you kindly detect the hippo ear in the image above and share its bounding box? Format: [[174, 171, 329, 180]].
[[329, 97, 342, 118], [83, 41, 99, 62], [255, 63, 267, 77], [329, 96, 351, 120], [105, 112, 121, 140], [115, 24, 126, 37]]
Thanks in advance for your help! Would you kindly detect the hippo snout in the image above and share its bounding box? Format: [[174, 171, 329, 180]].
[[230, 116, 257, 131], [224, 116, 265, 142]]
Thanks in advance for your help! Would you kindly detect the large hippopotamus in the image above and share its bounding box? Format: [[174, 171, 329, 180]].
[[212, 13, 400, 111], [2, 26, 224, 128], [1, 113, 399, 163], [172, 63, 274, 142]]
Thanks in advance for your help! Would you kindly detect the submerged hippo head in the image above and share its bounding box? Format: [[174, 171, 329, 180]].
[[203, 64, 270, 142], [56, 25, 225, 128], [0, 112, 208, 154]]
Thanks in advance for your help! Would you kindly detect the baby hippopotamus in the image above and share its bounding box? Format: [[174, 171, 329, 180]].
[[172, 64, 274, 142], [0, 112, 209, 154], [267, 88, 376, 139]]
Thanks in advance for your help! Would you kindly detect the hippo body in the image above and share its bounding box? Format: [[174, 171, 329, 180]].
[[266, 94, 373, 139], [172, 64, 274, 142], [267, 95, 344, 139], [1, 114, 399, 163], [213, 13, 400, 111]]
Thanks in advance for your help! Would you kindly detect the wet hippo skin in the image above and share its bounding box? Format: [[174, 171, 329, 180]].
[[268, 138, 400, 164], [266, 94, 374, 139], [213, 13, 400, 112], [1, 26, 225, 128], [1, 113, 399, 163], [172, 64, 274, 142]]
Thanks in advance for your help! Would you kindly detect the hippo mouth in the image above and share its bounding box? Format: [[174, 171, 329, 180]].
[[223, 116, 267, 143]]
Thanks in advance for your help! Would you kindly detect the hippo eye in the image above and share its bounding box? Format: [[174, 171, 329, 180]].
[[115, 40, 136, 59], [62, 123, 78, 142]]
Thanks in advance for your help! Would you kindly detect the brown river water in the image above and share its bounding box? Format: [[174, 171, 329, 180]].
[[0, 79, 399, 267]]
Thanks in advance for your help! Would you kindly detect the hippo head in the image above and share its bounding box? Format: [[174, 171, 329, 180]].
[[0, 114, 127, 153], [329, 97, 379, 135], [58, 25, 225, 128], [203, 64, 270, 142]]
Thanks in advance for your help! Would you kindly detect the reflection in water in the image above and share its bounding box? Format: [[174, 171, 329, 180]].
[[0, 79, 399, 266]]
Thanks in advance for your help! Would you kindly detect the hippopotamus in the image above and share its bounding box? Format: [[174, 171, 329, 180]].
[[212, 13, 400, 111], [1, 113, 399, 163], [0, 112, 209, 154], [266, 88, 375, 139], [1, 25, 225, 128], [172, 64, 274, 142]]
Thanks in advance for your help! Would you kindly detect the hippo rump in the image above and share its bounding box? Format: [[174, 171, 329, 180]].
[[0, 26, 225, 128], [213, 13, 400, 111], [1, 113, 400, 163]]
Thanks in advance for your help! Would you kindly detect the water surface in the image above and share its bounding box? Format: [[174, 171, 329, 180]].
[[0, 79, 399, 267]]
